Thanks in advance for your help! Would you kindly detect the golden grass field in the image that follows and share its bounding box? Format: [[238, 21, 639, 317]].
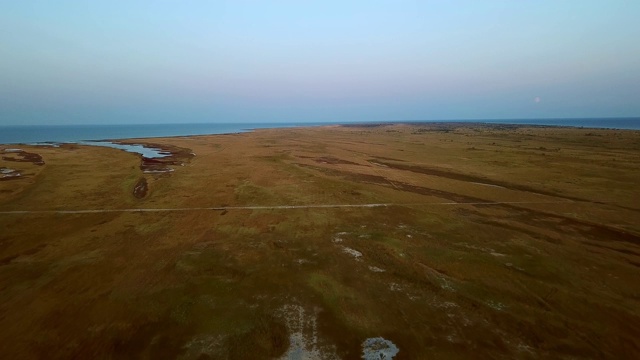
[[1, 123, 639, 359]]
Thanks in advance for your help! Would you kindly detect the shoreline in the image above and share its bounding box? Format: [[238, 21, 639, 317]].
[[2, 121, 639, 163], [1, 120, 639, 147], [340, 119, 640, 130]]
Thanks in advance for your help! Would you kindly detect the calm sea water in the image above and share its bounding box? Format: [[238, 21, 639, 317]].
[[478, 117, 640, 129], [0, 122, 334, 145], [0, 118, 638, 145]]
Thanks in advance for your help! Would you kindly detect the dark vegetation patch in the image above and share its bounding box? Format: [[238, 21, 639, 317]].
[[0, 167, 22, 181], [340, 122, 394, 128], [482, 203, 640, 247], [374, 158, 640, 213], [226, 314, 288, 359], [0, 150, 44, 182], [65, 316, 195, 359], [133, 177, 148, 199], [1, 150, 44, 165], [371, 156, 406, 162], [557, 216, 640, 246], [296, 163, 493, 204], [458, 209, 565, 245], [472, 201, 640, 247], [627, 260, 640, 268], [314, 156, 360, 165], [297, 163, 640, 246], [0, 243, 47, 266], [113, 142, 195, 176], [582, 241, 640, 257], [372, 160, 591, 202], [59, 143, 80, 150]]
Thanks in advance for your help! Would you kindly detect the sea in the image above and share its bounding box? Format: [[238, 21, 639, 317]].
[[1, 118, 639, 145]]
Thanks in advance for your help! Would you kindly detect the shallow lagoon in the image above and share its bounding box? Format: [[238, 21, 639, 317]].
[[78, 141, 169, 158]]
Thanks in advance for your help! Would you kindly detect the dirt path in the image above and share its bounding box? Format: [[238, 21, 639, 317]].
[[0, 200, 571, 215]]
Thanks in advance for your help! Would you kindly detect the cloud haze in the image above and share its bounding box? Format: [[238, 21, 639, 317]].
[[1, 1, 639, 125]]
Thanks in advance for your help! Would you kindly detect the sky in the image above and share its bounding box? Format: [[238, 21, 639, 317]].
[[1, 1, 639, 125]]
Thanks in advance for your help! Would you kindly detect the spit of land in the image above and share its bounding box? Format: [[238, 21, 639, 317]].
[[1, 123, 639, 359]]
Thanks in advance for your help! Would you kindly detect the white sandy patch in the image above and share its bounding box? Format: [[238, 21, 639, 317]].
[[505, 262, 526, 272], [341, 247, 362, 260], [389, 283, 403, 292], [278, 305, 339, 360], [440, 278, 455, 291], [487, 301, 506, 311], [143, 168, 175, 174], [0, 167, 21, 178], [362, 337, 399, 359], [1, 173, 21, 178], [332, 232, 348, 243], [457, 242, 511, 260], [180, 334, 225, 360], [437, 301, 459, 309], [368, 266, 385, 273]]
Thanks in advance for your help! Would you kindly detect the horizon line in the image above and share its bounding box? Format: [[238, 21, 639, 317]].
[[1, 116, 639, 127]]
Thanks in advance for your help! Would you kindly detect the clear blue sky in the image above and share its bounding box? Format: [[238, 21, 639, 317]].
[[1, 1, 639, 125]]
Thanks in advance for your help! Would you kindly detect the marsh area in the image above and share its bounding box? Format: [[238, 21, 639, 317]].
[[1, 123, 639, 359]]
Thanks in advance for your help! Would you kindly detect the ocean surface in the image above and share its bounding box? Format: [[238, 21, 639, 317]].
[[0, 122, 336, 145], [478, 117, 640, 129], [1, 118, 639, 145]]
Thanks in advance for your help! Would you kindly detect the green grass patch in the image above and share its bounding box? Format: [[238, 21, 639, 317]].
[[234, 181, 280, 204], [216, 224, 261, 238], [134, 219, 167, 235]]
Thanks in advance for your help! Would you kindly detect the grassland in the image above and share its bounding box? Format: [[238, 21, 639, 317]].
[[1, 123, 639, 359]]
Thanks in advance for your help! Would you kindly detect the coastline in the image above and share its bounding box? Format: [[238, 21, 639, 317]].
[[1, 118, 639, 145], [2, 121, 640, 164]]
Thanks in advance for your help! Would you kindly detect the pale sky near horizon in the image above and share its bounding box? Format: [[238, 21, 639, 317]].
[[1, 1, 639, 125]]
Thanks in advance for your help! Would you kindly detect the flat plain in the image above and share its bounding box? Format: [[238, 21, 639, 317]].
[[1, 123, 640, 359]]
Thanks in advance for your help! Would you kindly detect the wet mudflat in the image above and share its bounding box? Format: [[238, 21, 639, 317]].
[[0, 123, 639, 359]]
